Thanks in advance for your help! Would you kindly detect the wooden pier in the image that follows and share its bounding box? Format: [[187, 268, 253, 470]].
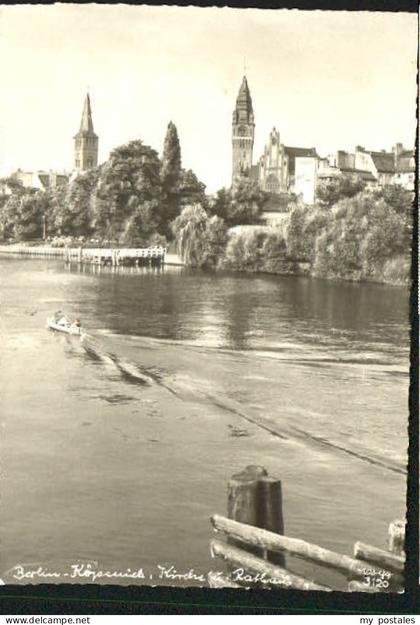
[[209, 466, 405, 592], [64, 246, 166, 267], [0, 244, 167, 267]]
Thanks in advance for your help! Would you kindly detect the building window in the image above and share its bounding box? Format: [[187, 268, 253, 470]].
[[87, 159, 93, 168], [76, 159, 80, 168]]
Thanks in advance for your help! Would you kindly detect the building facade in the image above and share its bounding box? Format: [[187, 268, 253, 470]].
[[73, 93, 99, 173], [257, 127, 318, 197], [231, 79, 320, 203], [231, 76, 414, 203], [11, 169, 69, 190], [318, 144, 415, 191], [232, 76, 255, 183]]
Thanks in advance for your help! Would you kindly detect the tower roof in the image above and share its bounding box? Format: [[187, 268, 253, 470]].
[[78, 93, 95, 134], [235, 75, 253, 114]]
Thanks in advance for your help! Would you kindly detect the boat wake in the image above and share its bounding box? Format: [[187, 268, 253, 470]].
[[78, 330, 406, 477], [80, 333, 153, 386], [95, 331, 407, 377], [80, 333, 179, 394]]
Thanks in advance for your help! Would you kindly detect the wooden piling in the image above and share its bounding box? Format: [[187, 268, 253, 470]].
[[227, 466, 285, 568], [388, 519, 405, 556], [258, 476, 285, 566], [227, 465, 267, 526], [227, 465, 267, 558]]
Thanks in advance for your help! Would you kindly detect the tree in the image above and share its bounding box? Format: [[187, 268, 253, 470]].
[[64, 169, 99, 237], [92, 140, 162, 242], [284, 204, 308, 261], [1, 193, 21, 239], [199, 215, 228, 269], [316, 175, 366, 208], [13, 191, 43, 241], [361, 200, 406, 277], [210, 180, 268, 227], [371, 183, 413, 247], [120, 199, 161, 247], [171, 205, 228, 269], [209, 187, 231, 222], [172, 204, 208, 267], [160, 122, 182, 229], [0, 176, 24, 197], [261, 229, 288, 272], [312, 191, 409, 282], [372, 184, 414, 216], [178, 169, 208, 212], [0, 177, 25, 239], [223, 229, 268, 272], [43, 184, 69, 237], [229, 179, 268, 226], [161, 121, 182, 191]]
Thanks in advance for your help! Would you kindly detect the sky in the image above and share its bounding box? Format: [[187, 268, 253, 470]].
[[0, 4, 417, 192]]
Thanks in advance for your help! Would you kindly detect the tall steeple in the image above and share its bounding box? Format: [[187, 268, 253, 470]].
[[73, 93, 98, 173], [79, 93, 95, 133], [232, 76, 255, 184]]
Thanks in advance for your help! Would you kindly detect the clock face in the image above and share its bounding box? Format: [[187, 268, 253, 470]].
[[237, 125, 247, 136]]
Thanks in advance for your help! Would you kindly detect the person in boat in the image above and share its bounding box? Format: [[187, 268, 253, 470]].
[[71, 319, 82, 330], [53, 310, 70, 326]]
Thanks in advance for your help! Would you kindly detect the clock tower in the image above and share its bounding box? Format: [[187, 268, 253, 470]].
[[232, 76, 255, 184]]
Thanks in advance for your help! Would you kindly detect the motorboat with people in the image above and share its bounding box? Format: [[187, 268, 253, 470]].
[[46, 311, 83, 336]]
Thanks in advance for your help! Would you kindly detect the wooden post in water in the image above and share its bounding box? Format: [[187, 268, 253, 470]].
[[227, 466, 285, 567], [258, 476, 285, 566], [388, 519, 405, 556], [227, 465, 267, 559]]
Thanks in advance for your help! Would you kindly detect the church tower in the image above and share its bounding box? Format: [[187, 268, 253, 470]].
[[232, 76, 255, 184], [73, 93, 98, 173]]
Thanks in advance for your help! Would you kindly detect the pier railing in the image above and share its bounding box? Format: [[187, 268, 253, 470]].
[[0, 244, 69, 258], [0, 244, 167, 266], [209, 466, 405, 592], [64, 246, 166, 266]]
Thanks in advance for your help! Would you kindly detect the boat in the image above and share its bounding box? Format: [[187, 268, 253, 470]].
[[46, 317, 83, 336]]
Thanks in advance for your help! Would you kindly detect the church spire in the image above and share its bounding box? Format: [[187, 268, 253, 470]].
[[79, 93, 95, 133], [74, 92, 98, 173]]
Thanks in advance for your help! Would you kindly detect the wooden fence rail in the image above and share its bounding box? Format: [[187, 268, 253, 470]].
[[209, 465, 405, 592]]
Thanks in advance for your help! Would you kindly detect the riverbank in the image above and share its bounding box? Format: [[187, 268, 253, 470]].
[[218, 227, 410, 287], [253, 260, 410, 287], [0, 242, 409, 286]]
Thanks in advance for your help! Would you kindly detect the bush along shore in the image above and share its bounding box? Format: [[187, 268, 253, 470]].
[[173, 179, 412, 287], [0, 125, 413, 286]]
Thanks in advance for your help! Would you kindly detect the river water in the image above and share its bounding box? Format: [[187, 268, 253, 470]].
[[0, 258, 409, 588]]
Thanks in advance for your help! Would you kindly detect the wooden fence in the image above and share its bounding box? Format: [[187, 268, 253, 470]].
[[209, 465, 405, 592]]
